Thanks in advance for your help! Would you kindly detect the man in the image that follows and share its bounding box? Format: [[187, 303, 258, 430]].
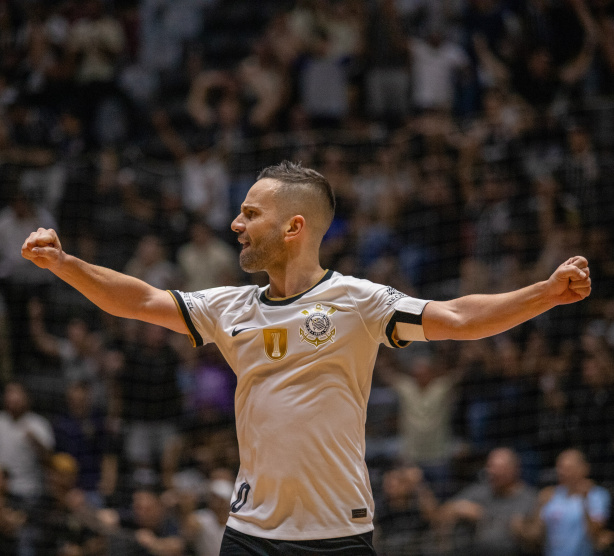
[[514, 449, 610, 556], [438, 447, 537, 556], [0, 382, 54, 504], [22, 161, 591, 554], [0, 382, 55, 556]]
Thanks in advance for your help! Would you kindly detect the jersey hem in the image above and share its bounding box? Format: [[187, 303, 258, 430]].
[[225, 517, 374, 541]]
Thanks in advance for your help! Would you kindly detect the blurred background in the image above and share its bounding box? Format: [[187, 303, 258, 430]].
[[0, 0, 613, 554]]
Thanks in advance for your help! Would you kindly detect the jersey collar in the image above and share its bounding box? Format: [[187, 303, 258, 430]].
[[260, 269, 334, 306]]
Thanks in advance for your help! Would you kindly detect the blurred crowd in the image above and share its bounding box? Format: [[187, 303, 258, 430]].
[[0, 0, 614, 554]]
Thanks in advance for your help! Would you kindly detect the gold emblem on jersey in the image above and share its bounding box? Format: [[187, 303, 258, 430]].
[[263, 328, 288, 361], [299, 304, 337, 348]]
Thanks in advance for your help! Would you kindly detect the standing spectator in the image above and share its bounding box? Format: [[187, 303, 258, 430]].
[[298, 29, 349, 129], [152, 111, 232, 233], [365, 0, 410, 124], [119, 323, 183, 489], [374, 466, 438, 556], [176, 218, 240, 292], [0, 466, 26, 556], [0, 187, 56, 368], [190, 478, 235, 556], [53, 381, 118, 507], [438, 447, 537, 556], [0, 381, 54, 556], [124, 234, 180, 291], [29, 452, 101, 556], [516, 449, 610, 556], [569, 344, 614, 485], [377, 353, 456, 500], [558, 118, 601, 229], [68, 0, 127, 145], [408, 27, 470, 113], [99, 487, 184, 556], [0, 382, 54, 503], [28, 297, 103, 398]]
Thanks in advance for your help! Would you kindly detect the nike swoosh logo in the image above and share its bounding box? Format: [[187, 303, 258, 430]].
[[231, 327, 256, 337]]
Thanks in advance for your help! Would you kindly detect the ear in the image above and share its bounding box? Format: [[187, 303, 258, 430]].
[[284, 215, 306, 242]]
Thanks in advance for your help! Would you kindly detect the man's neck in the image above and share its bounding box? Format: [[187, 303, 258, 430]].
[[266, 262, 327, 299]]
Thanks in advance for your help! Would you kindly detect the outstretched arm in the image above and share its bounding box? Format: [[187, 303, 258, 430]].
[[419, 257, 591, 342], [21, 228, 187, 334]]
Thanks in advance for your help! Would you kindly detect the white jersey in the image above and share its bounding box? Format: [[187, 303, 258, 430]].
[[169, 270, 430, 540]]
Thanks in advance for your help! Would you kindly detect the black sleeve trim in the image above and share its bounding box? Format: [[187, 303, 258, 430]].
[[385, 310, 422, 348], [169, 290, 204, 347]]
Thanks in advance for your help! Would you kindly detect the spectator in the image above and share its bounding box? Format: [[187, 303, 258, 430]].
[[189, 478, 235, 556], [118, 323, 183, 489], [569, 342, 614, 485], [0, 381, 54, 556], [0, 465, 26, 556], [99, 487, 184, 556], [68, 0, 127, 145], [377, 353, 456, 500], [0, 186, 56, 367], [28, 297, 103, 397], [516, 449, 610, 556], [298, 28, 349, 129], [124, 234, 180, 291], [438, 447, 537, 556], [53, 381, 118, 507], [29, 452, 102, 556], [408, 27, 470, 113], [0, 381, 54, 503], [176, 218, 240, 292], [374, 466, 438, 556], [365, 0, 410, 124], [153, 112, 232, 233]]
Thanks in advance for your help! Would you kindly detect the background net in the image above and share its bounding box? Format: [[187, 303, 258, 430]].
[[0, 0, 614, 555]]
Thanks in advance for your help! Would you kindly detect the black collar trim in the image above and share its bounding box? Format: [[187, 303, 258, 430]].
[[259, 269, 334, 306]]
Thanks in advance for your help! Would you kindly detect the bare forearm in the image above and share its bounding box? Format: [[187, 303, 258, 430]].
[[52, 255, 160, 319], [424, 281, 555, 341]]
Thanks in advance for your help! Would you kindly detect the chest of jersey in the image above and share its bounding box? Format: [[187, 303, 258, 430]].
[[216, 299, 375, 377]]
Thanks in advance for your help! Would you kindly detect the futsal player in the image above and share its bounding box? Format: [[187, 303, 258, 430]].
[[22, 161, 591, 555]]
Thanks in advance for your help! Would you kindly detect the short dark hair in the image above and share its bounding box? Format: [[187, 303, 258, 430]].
[[257, 160, 336, 224]]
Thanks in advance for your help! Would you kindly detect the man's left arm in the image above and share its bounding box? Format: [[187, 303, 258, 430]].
[[417, 256, 591, 342]]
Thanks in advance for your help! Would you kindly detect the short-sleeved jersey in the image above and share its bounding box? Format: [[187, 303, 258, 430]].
[[169, 270, 430, 540]]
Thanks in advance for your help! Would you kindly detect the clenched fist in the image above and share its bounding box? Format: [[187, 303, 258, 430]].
[[21, 228, 65, 271], [545, 256, 591, 305]]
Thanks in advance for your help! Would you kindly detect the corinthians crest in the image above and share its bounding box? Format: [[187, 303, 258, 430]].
[[299, 304, 337, 348]]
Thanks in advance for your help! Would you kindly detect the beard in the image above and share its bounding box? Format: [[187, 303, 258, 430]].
[[239, 228, 285, 273]]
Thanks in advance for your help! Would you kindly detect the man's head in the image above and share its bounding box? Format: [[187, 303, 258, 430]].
[[3, 381, 29, 418], [65, 381, 91, 419], [556, 449, 589, 486], [485, 447, 521, 494], [133, 489, 165, 530], [231, 161, 335, 273]]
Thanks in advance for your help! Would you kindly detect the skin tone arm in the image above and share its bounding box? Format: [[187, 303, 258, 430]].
[[21, 228, 187, 335], [420, 257, 591, 342]]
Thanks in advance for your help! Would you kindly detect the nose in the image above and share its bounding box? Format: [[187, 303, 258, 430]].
[[231, 214, 245, 234]]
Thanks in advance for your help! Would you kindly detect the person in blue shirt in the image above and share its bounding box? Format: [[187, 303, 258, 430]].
[[514, 449, 610, 556]]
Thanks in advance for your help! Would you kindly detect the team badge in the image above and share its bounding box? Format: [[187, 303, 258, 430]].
[[263, 328, 288, 361], [299, 304, 337, 348]]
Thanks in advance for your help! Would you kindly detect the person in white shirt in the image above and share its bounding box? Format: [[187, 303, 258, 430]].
[[22, 161, 591, 554]]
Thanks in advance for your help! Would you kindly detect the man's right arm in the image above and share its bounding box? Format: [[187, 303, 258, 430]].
[[21, 228, 188, 334]]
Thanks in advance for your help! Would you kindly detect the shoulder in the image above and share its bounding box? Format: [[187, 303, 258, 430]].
[[455, 481, 489, 503], [25, 411, 52, 427], [334, 273, 406, 301], [589, 485, 611, 501], [175, 285, 259, 308], [538, 486, 557, 507]]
